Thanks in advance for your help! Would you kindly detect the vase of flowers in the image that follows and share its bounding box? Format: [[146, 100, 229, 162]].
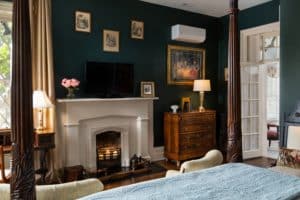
[[61, 78, 80, 98]]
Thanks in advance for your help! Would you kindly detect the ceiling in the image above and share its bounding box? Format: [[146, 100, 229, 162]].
[[140, 0, 272, 17]]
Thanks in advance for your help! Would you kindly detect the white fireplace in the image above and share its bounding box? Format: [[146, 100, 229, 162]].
[[55, 97, 163, 171]]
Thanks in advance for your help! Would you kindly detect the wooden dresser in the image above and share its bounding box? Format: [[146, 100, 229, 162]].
[[164, 110, 216, 166]]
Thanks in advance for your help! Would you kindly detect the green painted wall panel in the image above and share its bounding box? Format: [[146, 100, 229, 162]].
[[280, 0, 300, 120], [52, 0, 219, 146]]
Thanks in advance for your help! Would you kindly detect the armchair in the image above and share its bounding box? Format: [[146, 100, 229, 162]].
[[165, 149, 223, 177]]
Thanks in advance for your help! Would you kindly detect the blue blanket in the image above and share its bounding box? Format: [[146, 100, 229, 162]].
[[79, 163, 300, 200]]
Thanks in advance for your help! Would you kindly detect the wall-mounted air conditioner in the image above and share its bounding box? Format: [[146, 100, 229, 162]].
[[171, 24, 206, 44]]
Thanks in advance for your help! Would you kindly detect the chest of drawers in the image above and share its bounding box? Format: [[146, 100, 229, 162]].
[[164, 111, 216, 166]]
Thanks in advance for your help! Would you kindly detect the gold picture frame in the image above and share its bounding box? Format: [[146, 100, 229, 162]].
[[181, 97, 191, 112], [75, 11, 91, 33], [131, 20, 144, 40], [141, 82, 155, 98], [167, 45, 206, 85], [103, 29, 120, 52]]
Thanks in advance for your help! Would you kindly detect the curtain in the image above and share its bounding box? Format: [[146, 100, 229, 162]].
[[29, 0, 57, 183]]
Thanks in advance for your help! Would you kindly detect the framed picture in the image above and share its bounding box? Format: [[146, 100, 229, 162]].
[[131, 20, 144, 40], [141, 82, 155, 97], [103, 29, 119, 52], [167, 45, 206, 85], [181, 97, 191, 112], [75, 11, 91, 33]]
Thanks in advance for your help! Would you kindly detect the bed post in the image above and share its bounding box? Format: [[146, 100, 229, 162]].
[[226, 0, 243, 162], [10, 0, 36, 199]]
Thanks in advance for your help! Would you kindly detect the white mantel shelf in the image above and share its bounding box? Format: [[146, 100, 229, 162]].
[[57, 97, 159, 103]]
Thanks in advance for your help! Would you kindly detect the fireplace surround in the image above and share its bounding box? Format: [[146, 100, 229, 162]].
[[56, 97, 162, 172]]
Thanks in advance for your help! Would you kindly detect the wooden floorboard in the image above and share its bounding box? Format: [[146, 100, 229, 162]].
[[103, 157, 276, 190]]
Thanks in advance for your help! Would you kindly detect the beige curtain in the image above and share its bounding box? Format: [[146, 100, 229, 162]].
[[29, 0, 57, 183]]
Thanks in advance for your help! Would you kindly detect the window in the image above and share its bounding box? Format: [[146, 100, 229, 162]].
[[0, 1, 12, 129]]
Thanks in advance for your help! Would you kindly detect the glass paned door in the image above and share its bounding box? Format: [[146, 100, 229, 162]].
[[241, 65, 261, 158]]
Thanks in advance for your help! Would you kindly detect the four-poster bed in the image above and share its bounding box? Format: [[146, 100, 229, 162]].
[[9, 0, 300, 199]]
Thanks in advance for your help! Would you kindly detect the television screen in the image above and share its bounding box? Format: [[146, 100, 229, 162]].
[[85, 62, 134, 98]]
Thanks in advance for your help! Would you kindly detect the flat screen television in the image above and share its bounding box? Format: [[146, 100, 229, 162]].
[[85, 61, 134, 98]]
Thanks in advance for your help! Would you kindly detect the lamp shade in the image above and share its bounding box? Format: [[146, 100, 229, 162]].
[[33, 90, 53, 109], [193, 80, 211, 92]]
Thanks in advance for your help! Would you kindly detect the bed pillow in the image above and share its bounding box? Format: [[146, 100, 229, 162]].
[[277, 148, 300, 169]]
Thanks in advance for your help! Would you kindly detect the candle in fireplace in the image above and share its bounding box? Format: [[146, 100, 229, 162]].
[[113, 150, 118, 159], [105, 150, 111, 160]]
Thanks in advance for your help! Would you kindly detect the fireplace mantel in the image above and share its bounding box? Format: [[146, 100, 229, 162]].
[[57, 97, 159, 103], [55, 97, 162, 170]]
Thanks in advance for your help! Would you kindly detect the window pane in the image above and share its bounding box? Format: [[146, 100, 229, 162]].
[[0, 20, 12, 128]]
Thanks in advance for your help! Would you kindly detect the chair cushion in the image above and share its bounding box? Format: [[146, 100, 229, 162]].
[[277, 148, 300, 169], [267, 130, 278, 140]]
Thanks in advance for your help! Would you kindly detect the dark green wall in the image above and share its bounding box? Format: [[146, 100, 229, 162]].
[[217, 0, 280, 111], [52, 0, 219, 146], [280, 0, 300, 122]]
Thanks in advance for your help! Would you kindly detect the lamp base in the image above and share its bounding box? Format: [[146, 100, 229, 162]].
[[198, 106, 205, 112], [35, 126, 46, 131]]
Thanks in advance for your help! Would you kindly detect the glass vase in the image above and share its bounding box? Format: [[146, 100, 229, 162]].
[[66, 88, 75, 98]]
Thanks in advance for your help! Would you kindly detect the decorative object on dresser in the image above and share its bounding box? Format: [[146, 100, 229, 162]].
[[181, 97, 191, 112], [75, 11, 91, 33], [193, 79, 211, 112], [164, 110, 216, 166], [170, 105, 179, 113], [33, 90, 53, 130], [140, 81, 155, 97], [167, 45, 205, 85]]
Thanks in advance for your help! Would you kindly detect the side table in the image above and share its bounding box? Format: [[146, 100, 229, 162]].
[[34, 129, 55, 184]]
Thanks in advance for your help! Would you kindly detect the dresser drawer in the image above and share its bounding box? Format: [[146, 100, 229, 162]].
[[179, 132, 213, 152], [180, 123, 214, 133]]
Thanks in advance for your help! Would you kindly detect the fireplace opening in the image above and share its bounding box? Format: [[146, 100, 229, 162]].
[[96, 131, 121, 175]]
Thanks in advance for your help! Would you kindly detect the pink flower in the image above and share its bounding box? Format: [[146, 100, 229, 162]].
[[61, 78, 80, 89], [70, 79, 80, 87]]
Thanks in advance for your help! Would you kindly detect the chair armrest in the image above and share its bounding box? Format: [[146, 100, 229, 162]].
[[165, 170, 181, 178]]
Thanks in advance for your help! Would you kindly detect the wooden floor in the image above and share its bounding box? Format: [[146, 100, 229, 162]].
[[103, 157, 276, 190]]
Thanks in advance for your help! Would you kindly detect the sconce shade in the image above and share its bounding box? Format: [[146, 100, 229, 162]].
[[193, 80, 211, 92], [33, 90, 53, 109]]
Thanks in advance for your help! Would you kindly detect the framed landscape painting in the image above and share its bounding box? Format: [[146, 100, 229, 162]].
[[167, 45, 205, 85]]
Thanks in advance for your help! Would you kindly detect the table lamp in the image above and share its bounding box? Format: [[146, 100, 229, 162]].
[[33, 90, 53, 130], [193, 80, 211, 112]]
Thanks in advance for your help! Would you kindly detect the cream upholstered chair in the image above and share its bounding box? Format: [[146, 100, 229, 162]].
[[165, 149, 223, 177], [270, 125, 300, 177], [0, 178, 104, 200]]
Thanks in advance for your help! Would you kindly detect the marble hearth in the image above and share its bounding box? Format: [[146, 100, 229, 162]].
[[55, 97, 162, 171]]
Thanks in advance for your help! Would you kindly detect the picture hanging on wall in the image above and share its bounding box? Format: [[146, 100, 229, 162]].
[[167, 45, 206, 85], [131, 20, 144, 40], [75, 11, 91, 33], [103, 29, 120, 52]]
